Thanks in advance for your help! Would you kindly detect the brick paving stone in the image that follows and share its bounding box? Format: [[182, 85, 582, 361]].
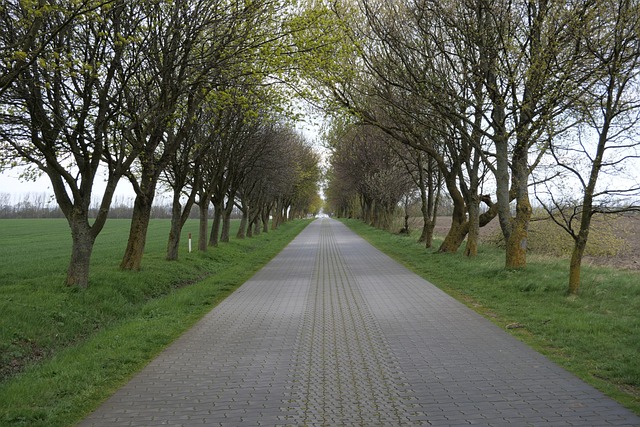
[[80, 218, 640, 426]]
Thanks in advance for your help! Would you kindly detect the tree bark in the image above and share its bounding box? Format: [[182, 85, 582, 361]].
[[220, 200, 234, 243], [247, 218, 254, 238], [120, 192, 153, 270], [505, 199, 531, 269], [261, 205, 271, 233], [569, 231, 589, 295], [66, 220, 97, 289], [209, 200, 223, 247], [198, 198, 209, 251], [464, 193, 480, 257], [166, 197, 183, 261], [236, 202, 248, 239], [505, 142, 532, 269], [271, 199, 281, 230], [438, 171, 467, 253], [417, 164, 431, 244]]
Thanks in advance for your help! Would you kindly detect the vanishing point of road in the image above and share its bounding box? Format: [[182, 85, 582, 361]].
[[80, 218, 640, 426]]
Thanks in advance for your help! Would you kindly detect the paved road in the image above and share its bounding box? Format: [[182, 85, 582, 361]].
[[80, 218, 640, 426]]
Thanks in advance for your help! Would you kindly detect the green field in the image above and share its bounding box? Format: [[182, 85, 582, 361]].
[[342, 218, 640, 415], [0, 218, 311, 426]]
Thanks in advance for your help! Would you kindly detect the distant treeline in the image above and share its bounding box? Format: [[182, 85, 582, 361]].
[[0, 193, 230, 220]]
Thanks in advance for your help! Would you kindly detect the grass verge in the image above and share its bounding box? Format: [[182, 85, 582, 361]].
[[341, 218, 640, 415], [0, 218, 311, 426]]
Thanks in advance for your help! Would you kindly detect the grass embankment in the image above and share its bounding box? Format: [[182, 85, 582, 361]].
[[342, 219, 640, 415], [0, 218, 311, 426]]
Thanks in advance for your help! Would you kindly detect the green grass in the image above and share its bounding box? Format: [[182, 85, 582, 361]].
[[0, 218, 311, 426], [341, 218, 640, 415]]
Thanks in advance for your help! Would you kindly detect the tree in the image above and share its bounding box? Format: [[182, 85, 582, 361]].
[[391, 145, 443, 248], [326, 123, 413, 230], [118, 0, 300, 269], [318, 0, 498, 253], [536, 0, 640, 294], [0, 1, 138, 287], [477, 0, 599, 269], [162, 109, 208, 261]]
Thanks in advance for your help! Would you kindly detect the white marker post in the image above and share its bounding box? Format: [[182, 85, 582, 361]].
[[188, 232, 192, 253]]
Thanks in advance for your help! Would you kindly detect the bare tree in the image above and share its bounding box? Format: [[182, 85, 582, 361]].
[[536, 0, 640, 294], [327, 123, 413, 230]]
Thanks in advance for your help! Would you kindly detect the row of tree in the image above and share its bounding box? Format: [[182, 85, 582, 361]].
[[308, 0, 640, 294], [0, 0, 322, 288]]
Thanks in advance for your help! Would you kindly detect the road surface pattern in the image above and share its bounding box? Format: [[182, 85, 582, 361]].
[[81, 219, 640, 426]]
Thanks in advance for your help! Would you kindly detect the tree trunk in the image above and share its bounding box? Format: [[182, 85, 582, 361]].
[[247, 218, 254, 238], [221, 201, 233, 243], [271, 199, 281, 230], [505, 193, 531, 269], [262, 206, 270, 233], [568, 234, 588, 296], [198, 199, 209, 251], [419, 161, 441, 248], [417, 176, 431, 243], [438, 217, 467, 253], [248, 208, 260, 238], [209, 200, 223, 247], [505, 142, 531, 269], [464, 194, 480, 257], [417, 188, 437, 248], [166, 197, 183, 261], [120, 188, 154, 270], [422, 220, 435, 249], [66, 220, 97, 288], [438, 171, 467, 253], [236, 203, 247, 239]]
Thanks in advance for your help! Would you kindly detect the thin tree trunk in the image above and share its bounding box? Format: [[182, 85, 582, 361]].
[[417, 169, 430, 243], [569, 234, 588, 295]]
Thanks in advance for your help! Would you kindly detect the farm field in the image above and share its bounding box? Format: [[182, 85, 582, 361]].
[[0, 218, 311, 426], [402, 213, 640, 271]]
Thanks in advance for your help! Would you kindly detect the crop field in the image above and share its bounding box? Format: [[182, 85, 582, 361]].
[[402, 213, 640, 271]]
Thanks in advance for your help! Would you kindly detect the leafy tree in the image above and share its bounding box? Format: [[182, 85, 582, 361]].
[[118, 0, 303, 269], [0, 1, 139, 287]]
